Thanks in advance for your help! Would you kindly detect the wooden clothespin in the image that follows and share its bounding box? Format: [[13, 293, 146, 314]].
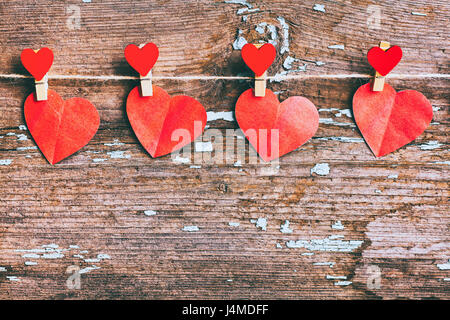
[[139, 44, 153, 97], [254, 43, 267, 97], [33, 50, 48, 101], [34, 74, 48, 101], [20, 47, 53, 101], [372, 41, 390, 92]]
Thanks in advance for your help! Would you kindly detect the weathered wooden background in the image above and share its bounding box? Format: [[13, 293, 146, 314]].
[[0, 0, 448, 299]]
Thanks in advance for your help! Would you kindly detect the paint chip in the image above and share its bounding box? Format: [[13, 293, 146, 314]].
[[16, 146, 37, 151], [250, 218, 267, 231], [328, 44, 345, 50], [255, 22, 267, 34], [0, 159, 13, 166], [311, 163, 330, 176], [144, 210, 157, 216], [419, 140, 442, 150], [42, 252, 64, 259], [7, 132, 29, 141], [280, 220, 293, 233], [319, 118, 356, 127], [317, 136, 364, 143], [326, 275, 347, 280], [286, 236, 363, 252], [237, 7, 260, 15], [84, 253, 110, 263], [437, 260, 450, 270], [7, 276, 21, 282], [22, 253, 40, 259], [104, 139, 125, 146], [79, 266, 101, 274], [434, 161, 450, 165], [313, 262, 335, 267], [318, 108, 352, 118], [277, 17, 290, 54], [207, 111, 235, 122], [107, 151, 131, 159], [331, 221, 344, 230], [313, 4, 326, 13], [302, 252, 315, 256], [195, 141, 213, 152], [283, 56, 298, 70], [411, 12, 427, 16], [334, 281, 352, 286], [232, 29, 248, 50], [183, 226, 200, 232], [225, 0, 252, 8], [172, 155, 191, 164]]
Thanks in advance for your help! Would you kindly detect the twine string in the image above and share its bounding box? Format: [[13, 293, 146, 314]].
[[0, 73, 448, 81]]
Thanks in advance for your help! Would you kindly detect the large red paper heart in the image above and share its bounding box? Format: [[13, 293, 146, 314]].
[[353, 83, 433, 157], [241, 43, 276, 77], [367, 45, 402, 76], [235, 89, 319, 161], [127, 86, 207, 158], [21, 48, 54, 81], [124, 43, 159, 76], [24, 90, 100, 164]]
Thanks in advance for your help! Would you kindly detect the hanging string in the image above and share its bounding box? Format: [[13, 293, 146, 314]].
[[0, 73, 448, 81]]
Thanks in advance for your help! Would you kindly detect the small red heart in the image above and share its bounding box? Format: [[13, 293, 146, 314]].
[[353, 83, 433, 157], [21, 48, 54, 81], [127, 86, 207, 158], [24, 90, 100, 164], [235, 89, 319, 161], [241, 43, 276, 77], [124, 43, 159, 76], [367, 45, 403, 76]]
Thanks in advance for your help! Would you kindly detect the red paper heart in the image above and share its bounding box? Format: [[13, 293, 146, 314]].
[[367, 45, 402, 76], [241, 43, 276, 77], [24, 90, 100, 164], [124, 43, 159, 76], [235, 89, 319, 161], [127, 86, 207, 158], [21, 48, 54, 81], [353, 83, 433, 157]]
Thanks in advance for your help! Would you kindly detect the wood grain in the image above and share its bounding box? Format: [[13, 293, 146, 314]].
[[0, 0, 449, 299]]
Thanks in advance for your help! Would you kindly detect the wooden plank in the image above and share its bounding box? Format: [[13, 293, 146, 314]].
[[0, 0, 448, 76], [0, 0, 449, 299], [0, 76, 448, 299]]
